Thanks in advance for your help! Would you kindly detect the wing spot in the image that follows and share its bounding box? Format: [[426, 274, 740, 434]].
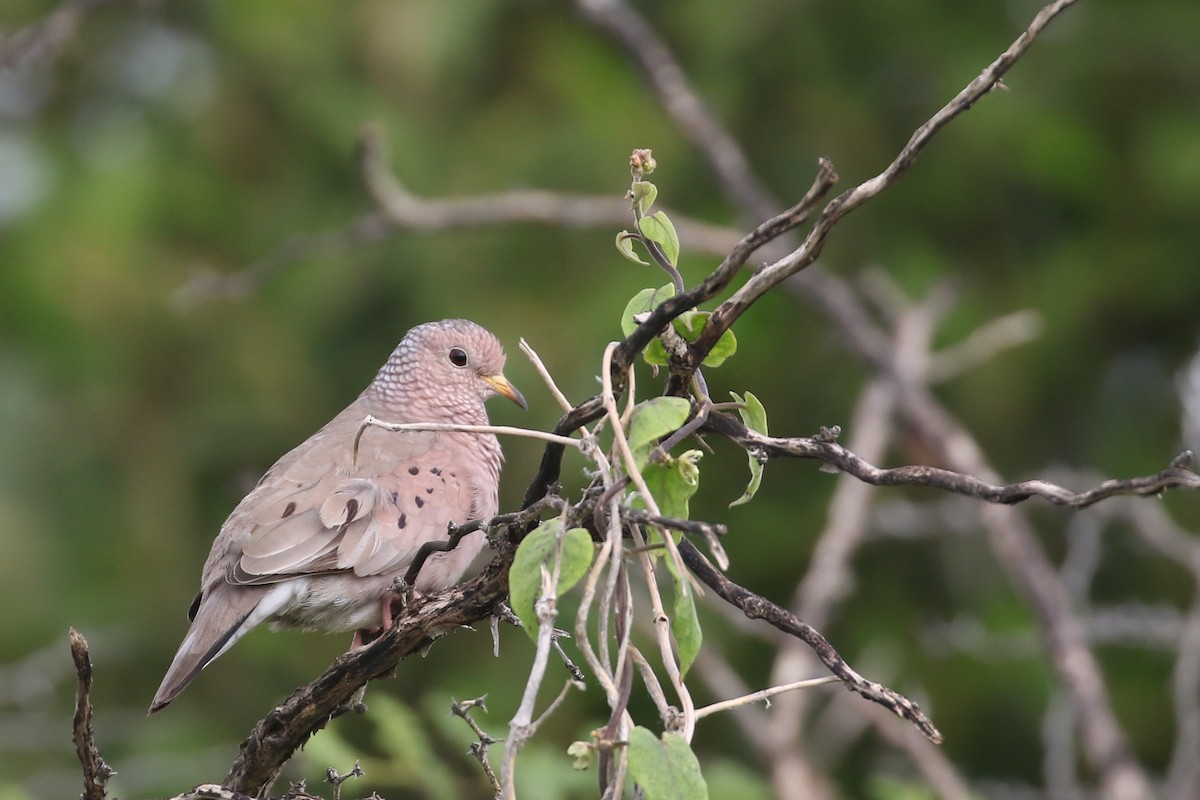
[[282, 502, 296, 518], [344, 499, 359, 524], [414, 496, 425, 508], [388, 490, 398, 504], [408, 466, 420, 475], [430, 467, 442, 476], [398, 513, 407, 529], [425, 487, 434, 494]]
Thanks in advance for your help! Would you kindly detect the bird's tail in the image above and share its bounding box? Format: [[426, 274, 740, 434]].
[[149, 585, 267, 714]]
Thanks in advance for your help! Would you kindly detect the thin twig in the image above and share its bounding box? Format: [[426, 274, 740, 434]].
[[694, 676, 840, 720], [503, 518, 573, 797], [355, 415, 581, 462], [677, 540, 943, 743], [520, 338, 576, 414], [451, 696, 503, 798], [689, 0, 1083, 362], [600, 342, 698, 739]]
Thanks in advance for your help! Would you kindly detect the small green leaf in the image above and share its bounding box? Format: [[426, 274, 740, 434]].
[[729, 391, 768, 507], [510, 520, 595, 640], [567, 740, 594, 771], [628, 397, 691, 469], [631, 181, 658, 215], [637, 449, 701, 520], [672, 310, 704, 340], [701, 327, 736, 367], [639, 210, 680, 266], [642, 339, 670, 367], [672, 578, 702, 677], [620, 284, 675, 337], [670, 311, 737, 367], [627, 727, 709, 800], [616, 231, 649, 265]]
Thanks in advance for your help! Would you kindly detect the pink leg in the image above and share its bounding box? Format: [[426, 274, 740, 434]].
[[349, 592, 396, 649]]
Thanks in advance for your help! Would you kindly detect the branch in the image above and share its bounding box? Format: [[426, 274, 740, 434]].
[[690, 0, 1082, 362], [358, 124, 743, 256], [574, 0, 780, 225], [705, 412, 1200, 508], [519, 159, 838, 509], [451, 696, 503, 798], [0, 0, 125, 69], [69, 628, 114, 800], [221, 543, 516, 796], [677, 539, 943, 743]]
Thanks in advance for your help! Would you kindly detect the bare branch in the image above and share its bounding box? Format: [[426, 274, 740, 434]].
[[69, 629, 114, 800], [706, 412, 1200, 508], [677, 539, 942, 742], [167, 785, 262, 800], [693, 676, 840, 721], [1167, 594, 1200, 800], [574, 0, 780, 225], [691, 0, 1082, 361], [451, 696, 503, 798], [358, 124, 742, 256], [220, 545, 517, 796], [0, 0, 126, 69]]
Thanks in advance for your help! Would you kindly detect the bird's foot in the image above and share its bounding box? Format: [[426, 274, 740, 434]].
[[350, 626, 382, 649]]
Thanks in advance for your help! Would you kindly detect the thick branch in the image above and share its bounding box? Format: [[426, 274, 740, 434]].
[[221, 542, 515, 796]]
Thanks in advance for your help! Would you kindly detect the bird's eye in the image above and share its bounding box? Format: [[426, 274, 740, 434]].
[[448, 347, 469, 368]]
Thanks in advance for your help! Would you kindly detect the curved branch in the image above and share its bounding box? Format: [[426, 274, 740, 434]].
[[677, 540, 942, 743], [705, 412, 1200, 508], [690, 0, 1081, 361]]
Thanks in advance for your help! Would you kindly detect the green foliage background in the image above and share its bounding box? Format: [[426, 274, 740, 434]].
[[1, 1, 1198, 797]]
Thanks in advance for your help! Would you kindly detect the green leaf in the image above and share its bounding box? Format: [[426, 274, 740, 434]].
[[643, 339, 671, 367], [672, 578, 702, 677], [628, 397, 691, 470], [631, 181, 658, 215], [627, 727, 709, 800], [637, 449, 701, 520], [620, 284, 675, 337], [671, 311, 737, 367], [701, 328, 737, 367], [567, 740, 594, 771], [510, 520, 595, 640], [639, 210, 680, 266], [729, 391, 768, 507], [616, 230, 649, 265], [621, 284, 692, 368]]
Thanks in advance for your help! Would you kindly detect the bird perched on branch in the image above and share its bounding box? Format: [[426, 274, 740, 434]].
[[150, 319, 525, 713]]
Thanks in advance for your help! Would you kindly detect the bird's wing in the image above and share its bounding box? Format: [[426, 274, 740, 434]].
[[226, 407, 488, 584]]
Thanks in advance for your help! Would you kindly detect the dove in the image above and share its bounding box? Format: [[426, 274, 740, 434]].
[[150, 319, 525, 713]]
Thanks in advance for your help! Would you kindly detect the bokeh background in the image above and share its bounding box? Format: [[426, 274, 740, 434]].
[[2, 1, 1199, 798]]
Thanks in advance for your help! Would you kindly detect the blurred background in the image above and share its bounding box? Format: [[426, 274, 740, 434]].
[[1, 1, 1199, 798]]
